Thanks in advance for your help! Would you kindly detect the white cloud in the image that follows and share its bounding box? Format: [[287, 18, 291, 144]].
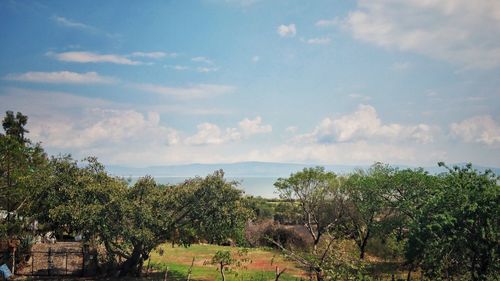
[[306, 37, 331, 45], [341, 0, 500, 69], [315, 19, 339, 27], [252, 56, 260, 63], [50, 16, 118, 38], [130, 52, 176, 59], [165, 65, 190, 71], [196, 67, 219, 73], [285, 126, 298, 134], [238, 116, 272, 136], [185, 123, 240, 145], [3, 71, 116, 84], [52, 16, 94, 31], [191, 56, 213, 64], [185, 117, 272, 145], [133, 83, 235, 99], [0, 88, 179, 150], [450, 115, 500, 146], [48, 51, 141, 65], [0, 87, 115, 116], [30, 109, 179, 149], [296, 104, 437, 144], [277, 24, 297, 38]]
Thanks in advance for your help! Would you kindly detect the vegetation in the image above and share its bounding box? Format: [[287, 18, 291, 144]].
[[149, 244, 302, 281], [1, 111, 499, 280]]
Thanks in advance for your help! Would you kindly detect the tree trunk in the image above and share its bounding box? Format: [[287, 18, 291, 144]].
[[406, 264, 413, 281], [315, 268, 324, 281], [220, 264, 225, 281], [359, 229, 370, 259], [119, 245, 143, 277]]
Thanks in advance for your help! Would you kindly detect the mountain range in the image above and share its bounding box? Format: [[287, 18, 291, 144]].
[[106, 161, 500, 178]]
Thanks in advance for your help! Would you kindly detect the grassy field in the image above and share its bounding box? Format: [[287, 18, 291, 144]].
[[147, 244, 306, 281]]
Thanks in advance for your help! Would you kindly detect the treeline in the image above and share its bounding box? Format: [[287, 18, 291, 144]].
[[246, 165, 499, 280], [1, 111, 499, 280]]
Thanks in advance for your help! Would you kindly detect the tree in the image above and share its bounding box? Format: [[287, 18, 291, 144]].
[[406, 163, 499, 280], [0, 111, 47, 238], [343, 163, 394, 259], [2, 111, 29, 144], [274, 167, 348, 280], [275, 167, 344, 252], [211, 250, 233, 281], [32, 164, 251, 277]]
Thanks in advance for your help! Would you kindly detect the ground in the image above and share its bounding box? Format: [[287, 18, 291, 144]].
[[147, 243, 306, 281]]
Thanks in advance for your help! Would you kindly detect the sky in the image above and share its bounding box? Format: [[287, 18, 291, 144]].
[[0, 0, 499, 167]]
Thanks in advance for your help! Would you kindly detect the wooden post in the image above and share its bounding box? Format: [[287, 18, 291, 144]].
[[65, 251, 68, 275], [11, 247, 16, 274], [31, 251, 34, 275]]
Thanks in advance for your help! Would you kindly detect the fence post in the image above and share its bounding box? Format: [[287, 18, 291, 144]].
[[11, 247, 16, 274], [31, 251, 34, 275], [65, 250, 68, 275]]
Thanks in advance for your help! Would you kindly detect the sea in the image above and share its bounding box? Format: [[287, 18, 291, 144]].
[[130, 176, 280, 198]]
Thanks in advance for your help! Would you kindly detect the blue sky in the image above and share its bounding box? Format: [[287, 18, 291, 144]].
[[1, 0, 499, 167]]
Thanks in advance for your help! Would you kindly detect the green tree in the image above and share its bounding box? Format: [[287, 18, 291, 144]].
[[343, 163, 394, 259], [406, 163, 499, 280], [275, 167, 345, 251], [0, 111, 47, 238], [2, 111, 29, 144], [211, 250, 234, 281], [274, 167, 348, 280]]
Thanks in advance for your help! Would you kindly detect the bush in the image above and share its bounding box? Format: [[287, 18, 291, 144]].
[[259, 224, 309, 251]]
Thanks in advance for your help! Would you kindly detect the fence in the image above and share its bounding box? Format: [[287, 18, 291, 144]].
[[1, 246, 97, 277]]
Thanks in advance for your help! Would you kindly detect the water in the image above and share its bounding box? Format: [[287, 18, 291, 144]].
[[147, 176, 279, 198]]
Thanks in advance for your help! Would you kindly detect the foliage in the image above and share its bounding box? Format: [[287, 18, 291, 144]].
[[260, 224, 309, 251], [406, 163, 499, 280], [245, 196, 275, 221], [275, 167, 346, 250], [0, 111, 48, 238], [30, 161, 251, 276], [343, 163, 394, 259], [274, 167, 350, 280]]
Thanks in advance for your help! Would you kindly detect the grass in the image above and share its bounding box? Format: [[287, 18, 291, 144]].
[[146, 244, 306, 281]]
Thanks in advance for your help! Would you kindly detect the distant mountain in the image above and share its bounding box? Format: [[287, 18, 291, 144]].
[[106, 161, 500, 178]]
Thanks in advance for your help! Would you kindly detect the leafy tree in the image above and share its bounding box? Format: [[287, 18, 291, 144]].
[[2, 111, 29, 144], [343, 164, 394, 259], [274, 167, 348, 280], [32, 164, 251, 277], [185, 170, 252, 245], [406, 163, 499, 280], [275, 167, 345, 251], [211, 250, 234, 281], [0, 111, 47, 238], [245, 196, 275, 221]]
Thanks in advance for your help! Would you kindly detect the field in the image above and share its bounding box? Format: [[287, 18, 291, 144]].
[[147, 244, 306, 281]]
